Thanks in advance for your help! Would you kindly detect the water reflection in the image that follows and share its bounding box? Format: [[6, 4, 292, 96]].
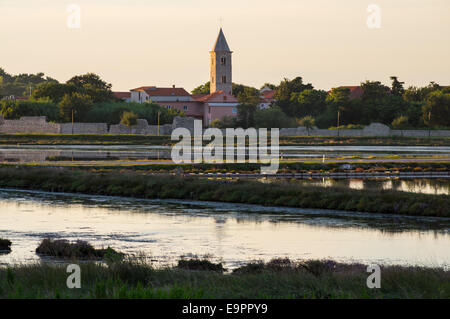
[[0, 189, 449, 269], [262, 178, 450, 195], [1, 145, 450, 162]]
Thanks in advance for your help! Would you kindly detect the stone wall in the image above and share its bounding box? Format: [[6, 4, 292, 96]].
[[109, 119, 172, 135], [60, 123, 108, 134], [172, 116, 196, 134], [0, 116, 449, 137], [0, 116, 60, 134], [280, 123, 450, 138]]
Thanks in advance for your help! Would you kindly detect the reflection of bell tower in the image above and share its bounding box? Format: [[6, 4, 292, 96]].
[[210, 28, 232, 95]]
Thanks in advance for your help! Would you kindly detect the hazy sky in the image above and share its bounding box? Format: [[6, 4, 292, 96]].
[[0, 0, 449, 92]]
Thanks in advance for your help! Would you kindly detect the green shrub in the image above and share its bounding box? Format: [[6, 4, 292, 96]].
[[177, 259, 225, 272], [120, 111, 138, 127], [36, 238, 123, 260], [0, 100, 59, 122], [392, 115, 410, 129], [0, 238, 12, 251]]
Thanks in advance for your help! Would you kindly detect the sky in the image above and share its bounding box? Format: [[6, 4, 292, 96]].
[[0, 0, 449, 92]]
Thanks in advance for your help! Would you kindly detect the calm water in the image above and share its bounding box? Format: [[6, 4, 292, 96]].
[[0, 189, 449, 269], [1, 145, 449, 162]]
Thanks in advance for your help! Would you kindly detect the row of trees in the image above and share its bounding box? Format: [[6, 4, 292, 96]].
[[0, 68, 57, 98], [2, 67, 448, 129], [0, 71, 181, 125], [206, 77, 450, 129], [0, 99, 181, 126]]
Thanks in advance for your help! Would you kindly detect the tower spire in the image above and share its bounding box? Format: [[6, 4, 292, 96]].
[[210, 28, 233, 95], [212, 28, 231, 52]]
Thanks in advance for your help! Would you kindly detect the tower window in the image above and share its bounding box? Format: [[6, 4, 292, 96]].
[[221, 76, 227, 83], [221, 57, 226, 65]]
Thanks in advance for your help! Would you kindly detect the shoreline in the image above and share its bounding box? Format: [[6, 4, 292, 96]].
[[0, 167, 448, 217]]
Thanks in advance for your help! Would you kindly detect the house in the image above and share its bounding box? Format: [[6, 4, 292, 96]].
[[113, 28, 238, 127], [1, 95, 28, 101], [113, 92, 131, 102], [194, 90, 238, 125], [258, 89, 276, 109], [129, 86, 191, 104]]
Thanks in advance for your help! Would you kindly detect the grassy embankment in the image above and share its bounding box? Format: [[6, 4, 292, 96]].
[[34, 161, 450, 174], [0, 257, 448, 299], [0, 167, 448, 217], [0, 133, 449, 146]]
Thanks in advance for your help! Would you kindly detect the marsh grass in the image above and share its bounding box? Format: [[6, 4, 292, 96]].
[[0, 258, 448, 299], [0, 133, 448, 146], [35, 238, 123, 260], [0, 238, 12, 252], [177, 259, 225, 272], [8, 161, 448, 176], [0, 167, 448, 217]]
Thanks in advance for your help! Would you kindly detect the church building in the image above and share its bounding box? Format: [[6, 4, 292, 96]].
[[115, 29, 238, 126]]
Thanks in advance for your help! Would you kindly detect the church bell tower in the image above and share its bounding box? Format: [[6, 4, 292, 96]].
[[210, 28, 232, 95]]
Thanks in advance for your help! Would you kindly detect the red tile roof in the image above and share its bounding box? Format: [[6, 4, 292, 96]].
[[194, 90, 238, 103], [261, 90, 275, 100], [113, 92, 131, 99], [131, 87, 191, 97], [195, 91, 223, 102], [329, 86, 364, 100], [191, 94, 208, 100], [130, 86, 156, 91]]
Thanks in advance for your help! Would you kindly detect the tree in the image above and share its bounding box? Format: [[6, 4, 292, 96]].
[[0, 68, 58, 98], [403, 82, 441, 103], [232, 83, 258, 99], [254, 106, 295, 128], [120, 111, 138, 127], [390, 76, 405, 97], [326, 87, 350, 106], [191, 82, 210, 94], [236, 87, 260, 105], [274, 77, 314, 116], [211, 116, 238, 128], [404, 102, 424, 127], [291, 89, 327, 118], [31, 73, 114, 104], [0, 100, 59, 122], [66, 73, 114, 103], [374, 95, 407, 125], [59, 93, 93, 122], [422, 90, 450, 127], [361, 81, 390, 101], [318, 87, 353, 128], [360, 81, 397, 124], [297, 116, 316, 136], [32, 82, 78, 103], [191, 82, 260, 99], [236, 103, 257, 128], [85, 102, 182, 125], [260, 83, 276, 90]]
